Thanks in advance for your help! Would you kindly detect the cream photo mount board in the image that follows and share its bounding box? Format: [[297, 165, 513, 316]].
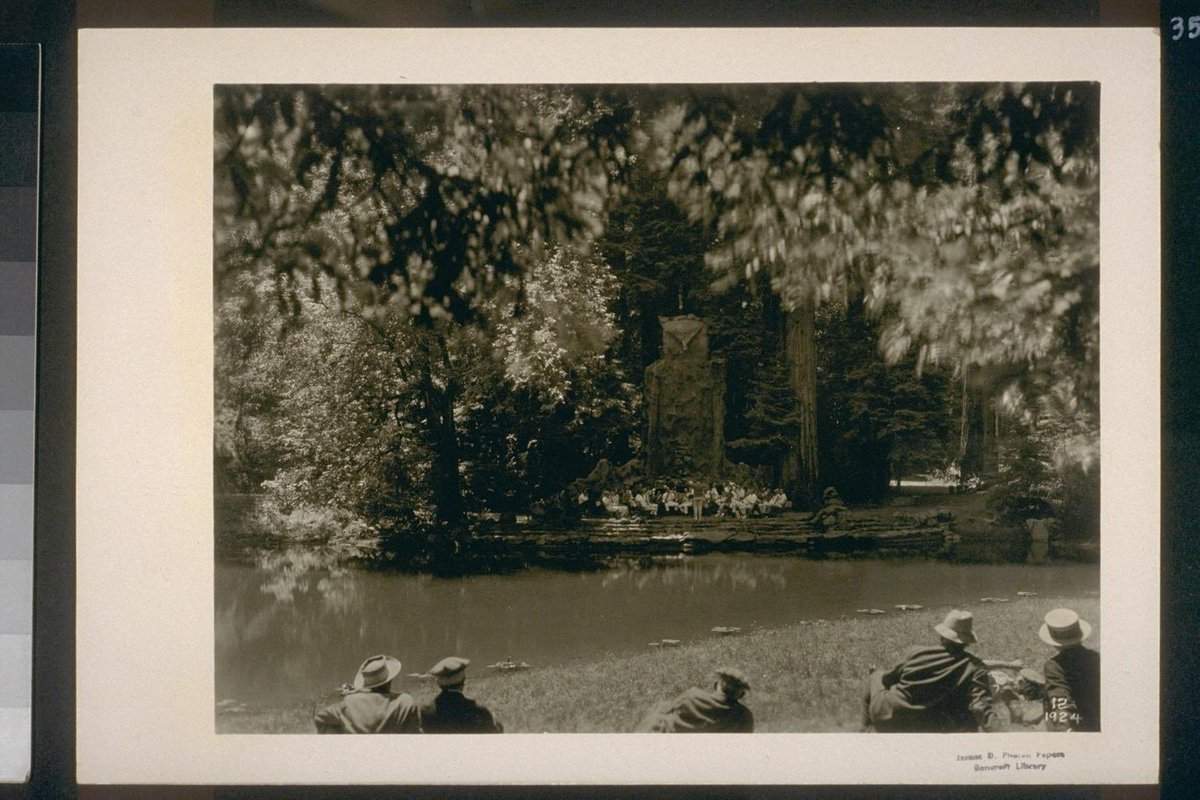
[[77, 27, 1159, 785]]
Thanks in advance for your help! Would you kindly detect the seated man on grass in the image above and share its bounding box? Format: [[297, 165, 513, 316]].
[[862, 610, 1002, 733], [1038, 608, 1100, 732], [313, 654, 420, 734], [635, 667, 754, 733], [419, 656, 504, 733]]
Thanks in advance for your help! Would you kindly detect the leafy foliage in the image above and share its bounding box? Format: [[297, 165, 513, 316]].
[[661, 86, 895, 310], [988, 409, 1100, 542], [460, 244, 640, 512], [869, 84, 1099, 429], [215, 272, 431, 534], [490, 245, 623, 403], [215, 85, 636, 324], [215, 244, 637, 543]]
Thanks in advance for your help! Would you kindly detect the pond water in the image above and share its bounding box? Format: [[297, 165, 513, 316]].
[[215, 552, 1098, 708]]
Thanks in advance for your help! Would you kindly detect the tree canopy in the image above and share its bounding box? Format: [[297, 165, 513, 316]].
[[216, 85, 637, 323], [215, 81, 1100, 556]]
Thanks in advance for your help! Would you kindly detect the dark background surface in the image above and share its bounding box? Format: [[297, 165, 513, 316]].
[[2, 0, 1191, 798]]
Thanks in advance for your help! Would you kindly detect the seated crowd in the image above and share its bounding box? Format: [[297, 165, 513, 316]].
[[578, 481, 790, 520], [316, 608, 1097, 735]]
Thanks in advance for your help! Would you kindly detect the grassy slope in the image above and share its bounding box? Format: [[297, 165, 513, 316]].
[[218, 594, 1098, 734]]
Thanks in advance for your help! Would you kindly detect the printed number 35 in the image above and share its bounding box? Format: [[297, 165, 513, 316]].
[[1170, 16, 1200, 40]]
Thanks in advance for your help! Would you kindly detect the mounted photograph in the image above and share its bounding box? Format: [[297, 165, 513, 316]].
[[76, 26, 1158, 785], [213, 81, 1101, 736]]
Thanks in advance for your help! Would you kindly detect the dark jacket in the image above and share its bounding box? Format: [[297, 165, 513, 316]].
[[866, 644, 999, 732], [1043, 644, 1100, 732], [636, 686, 755, 733], [314, 690, 420, 734], [419, 689, 503, 733]]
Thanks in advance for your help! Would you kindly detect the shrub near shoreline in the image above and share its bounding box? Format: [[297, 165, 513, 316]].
[[217, 595, 1098, 734]]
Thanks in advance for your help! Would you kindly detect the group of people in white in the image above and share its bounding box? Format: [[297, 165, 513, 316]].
[[581, 481, 790, 520]]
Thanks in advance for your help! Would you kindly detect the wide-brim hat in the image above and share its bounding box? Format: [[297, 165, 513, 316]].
[[934, 609, 978, 645], [1038, 608, 1092, 647], [353, 654, 403, 690]]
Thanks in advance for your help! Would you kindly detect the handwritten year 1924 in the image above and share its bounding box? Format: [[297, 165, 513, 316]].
[[1170, 16, 1200, 40]]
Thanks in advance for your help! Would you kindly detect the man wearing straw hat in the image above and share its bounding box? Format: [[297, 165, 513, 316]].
[[1038, 608, 1100, 732], [313, 654, 421, 734], [419, 656, 504, 733], [861, 609, 1001, 733]]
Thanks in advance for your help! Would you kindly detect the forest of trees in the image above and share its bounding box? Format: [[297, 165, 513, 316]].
[[214, 82, 1100, 560]]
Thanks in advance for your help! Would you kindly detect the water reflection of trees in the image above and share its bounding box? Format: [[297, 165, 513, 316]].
[[257, 548, 362, 615], [601, 557, 788, 593]]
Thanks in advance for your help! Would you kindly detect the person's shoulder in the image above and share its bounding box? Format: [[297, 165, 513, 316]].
[[457, 694, 487, 713], [1063, 644, 1100, 669], [313, 698, 344, 720], [1042, 653, 1067, 676], [732, 701, 754, 731], [467, 698, 502, 730], [390, 691, 418, 709], [474, 699, 499, 722]]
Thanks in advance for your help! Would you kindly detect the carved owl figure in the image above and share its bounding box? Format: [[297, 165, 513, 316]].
[[659, 315, 708, 359]]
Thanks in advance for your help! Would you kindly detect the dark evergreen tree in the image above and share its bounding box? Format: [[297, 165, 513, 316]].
[[816, 301, 955, 504], [701, 270, 782, 452], [725, 356, 801, 487], [599, 165, 709, 375]]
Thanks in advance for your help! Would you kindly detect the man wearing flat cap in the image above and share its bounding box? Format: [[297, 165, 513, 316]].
[[418, 656, 504, 733], [313, 654, 420, 734], [1038, 608, 1100, 732], [862, 609, 1001, 733], [635, 667, 755, 733]]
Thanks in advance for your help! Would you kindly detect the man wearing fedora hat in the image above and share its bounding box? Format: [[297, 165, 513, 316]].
[[635, 666, 754, 733], [1038, 608, 1100, 732], [861, 609, 1001, 733], [313, 654, 421, 734], [418, 656, 503, 733]]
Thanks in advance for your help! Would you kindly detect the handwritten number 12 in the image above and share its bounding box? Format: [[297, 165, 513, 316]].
[[1170, 16, 1200, 40]]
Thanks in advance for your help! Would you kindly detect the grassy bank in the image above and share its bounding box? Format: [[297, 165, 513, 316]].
[[218, 594, 1097, 734]]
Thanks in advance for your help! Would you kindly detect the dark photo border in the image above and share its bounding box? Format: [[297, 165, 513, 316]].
[[16, 1, 1188, 799]]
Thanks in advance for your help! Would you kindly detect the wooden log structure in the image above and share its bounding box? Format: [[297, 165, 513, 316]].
[[472, 511, 958, 560]]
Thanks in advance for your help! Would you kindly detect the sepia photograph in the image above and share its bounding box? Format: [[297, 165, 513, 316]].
[[213, 81, 1100, 737], [75, 27, 1157, 784]]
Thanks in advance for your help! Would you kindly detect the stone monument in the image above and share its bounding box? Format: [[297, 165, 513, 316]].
[[644, 315, 725, 478]]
